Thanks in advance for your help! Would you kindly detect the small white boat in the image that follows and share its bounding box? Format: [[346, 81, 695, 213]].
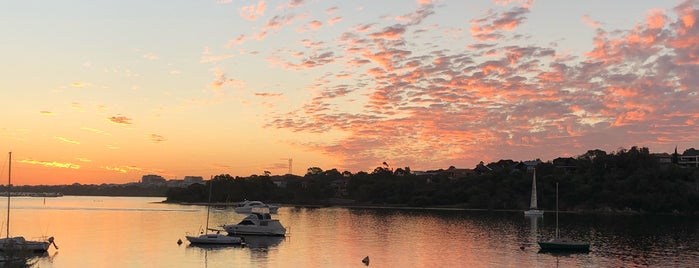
[[222, 207, 286, 236], [524, 169, 544, 217], [0, 152, 57, 254], [538, 182, 590, 252], [185, 183, 243, 245], [186, 231, 243, 245], [234, 200, 279, 214]]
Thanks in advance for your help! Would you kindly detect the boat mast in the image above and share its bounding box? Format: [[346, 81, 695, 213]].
[[555, 182, 559, 239], [205, 181, 212, 234], [530, 169, 538, 209], [6, 152, 11, 240]]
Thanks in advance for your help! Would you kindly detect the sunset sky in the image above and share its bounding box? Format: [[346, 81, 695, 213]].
[[1, 0, 698, 185]]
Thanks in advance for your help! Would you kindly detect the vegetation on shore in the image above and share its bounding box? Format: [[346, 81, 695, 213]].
[[2, 184, 168, 197], [6, 146, 698, 214], [165, 146, 699, 214]]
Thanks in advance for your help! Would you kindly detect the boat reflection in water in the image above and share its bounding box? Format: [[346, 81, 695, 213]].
[[239, 235, 285, 249]]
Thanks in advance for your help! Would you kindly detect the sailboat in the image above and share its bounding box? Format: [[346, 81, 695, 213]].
[[0, 152, 57, 253], [537, 182, 590, 252], [185, 182, 243, 245], [524, 169, 544, 216]]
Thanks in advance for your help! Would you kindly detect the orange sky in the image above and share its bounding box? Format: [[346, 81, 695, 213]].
[[1, 0, 698, 185]]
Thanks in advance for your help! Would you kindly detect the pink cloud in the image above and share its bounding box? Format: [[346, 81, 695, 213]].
[[646, 9, 666, 29], [369, 25, 406, 40], [582, 14, 600, 28], [470, 6, 529, 41], [327, 17, 342, 26], [240, 1, 265, 21], [309, 20, 322, 30], [261, 0, 699, 173], [288, 0, 304, 8]]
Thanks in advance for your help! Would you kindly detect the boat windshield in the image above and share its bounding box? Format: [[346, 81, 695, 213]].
[[251, 207, 270, 214]]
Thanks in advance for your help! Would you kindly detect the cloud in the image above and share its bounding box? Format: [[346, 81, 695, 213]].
[[71, 82, 90, 88], [582, 14, 600, 28], [19, 159, 80, 169], [239, 1, 266, 21], [143, 53, 158, 60], [263, 0, 699, 172], [40, 111, 54, 116], [200, 54, 234, 63], [108, 116, 132, 125], [55, 136, 80, 145], [470, 6, 530, 41], [149, 134, 166, 143], [81, 127, 112, 136], [255, 92, 284, 97], [288, 0, 304, 8]]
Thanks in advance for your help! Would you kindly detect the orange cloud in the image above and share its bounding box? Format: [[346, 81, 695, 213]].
[[149, 134, 166, 143], [55, 136, 80, 145], [19, 159, 80, 169], [108, 116, 132, 125], [646, 9, 666, 29]]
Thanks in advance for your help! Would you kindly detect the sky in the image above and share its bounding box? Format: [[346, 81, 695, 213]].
[[1, 0, 698, 185]]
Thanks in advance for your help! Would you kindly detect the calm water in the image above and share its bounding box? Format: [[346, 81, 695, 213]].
[[2, 196, 697, 267]]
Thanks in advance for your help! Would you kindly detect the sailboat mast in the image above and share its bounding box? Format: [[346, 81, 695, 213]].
[[205, 181, 213, 234], [6, 152, 11, 240], [555, 182, 559, 239], [530, 169, 538, 209]]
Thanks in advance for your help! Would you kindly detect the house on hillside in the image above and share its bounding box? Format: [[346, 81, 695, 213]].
[[679, 148, 699, 167], [553, 157, 577, 172], [141, 174, 166, 185], [651, 153, 672, 165], [515, 160, 541, 172]]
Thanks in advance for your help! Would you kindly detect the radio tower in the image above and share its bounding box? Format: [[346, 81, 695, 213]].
[[288, 158, 293, 175]]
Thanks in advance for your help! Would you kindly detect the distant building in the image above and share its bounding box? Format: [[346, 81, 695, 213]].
[[443, 166, 474, 179], [183, 176, 204, 184], [651, 153, 672, 165], [679, 148, 699, 167], [552, 157, 577, 172], [515, 160, 541, 172], [141, 174, 166, 185]]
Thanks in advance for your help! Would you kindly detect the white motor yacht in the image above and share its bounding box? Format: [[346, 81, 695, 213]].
[[234, 200, 279, 214], [222, 207, 286, 236]]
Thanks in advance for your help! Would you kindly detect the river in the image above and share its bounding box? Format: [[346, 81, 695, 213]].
[[2, 196, 697, 267]]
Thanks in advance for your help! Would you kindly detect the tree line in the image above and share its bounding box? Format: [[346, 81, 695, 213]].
[[164, 146, 699, 214]]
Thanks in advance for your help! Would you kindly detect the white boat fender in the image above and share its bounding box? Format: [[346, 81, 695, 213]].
[[362, 256, 370, 266]]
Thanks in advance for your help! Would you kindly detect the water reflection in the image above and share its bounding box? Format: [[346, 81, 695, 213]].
[[0, 251, 56, 268], [8, 197, 696, 268], [241, 235, 285, 249]]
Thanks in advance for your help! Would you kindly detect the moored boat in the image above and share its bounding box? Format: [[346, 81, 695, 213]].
[[186, 232, 243, 245], [221, 207, 286, 236], [185, 182, 243, 245], [538, 237, 590, 252], [524, 169, 544, 217], [234, 200, 279, 214], [537, 182, 590, 252], [0, 152, 57, 254]]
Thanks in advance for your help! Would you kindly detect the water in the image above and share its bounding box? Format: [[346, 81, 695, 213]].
[[2, 196, 698, 267]]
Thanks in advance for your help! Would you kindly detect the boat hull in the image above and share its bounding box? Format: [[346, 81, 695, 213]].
[[185, 234, 243, 245], [221, 225, 286, 236], [524, 209, 544, 216], [0, 237, 50, 253], [538, 239, 590, 252]]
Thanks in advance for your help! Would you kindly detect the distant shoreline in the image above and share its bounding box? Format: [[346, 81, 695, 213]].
[[164, 200, 697, 216]]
